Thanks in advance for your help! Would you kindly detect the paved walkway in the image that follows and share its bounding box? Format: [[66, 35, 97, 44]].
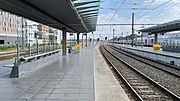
[[0, 45, 95, 101], [0, 44, 131, 101], [94, 45, 130, 101]]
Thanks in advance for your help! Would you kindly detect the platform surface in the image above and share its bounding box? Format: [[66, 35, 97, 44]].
[[0, 44, 130, 101], [94, 45, 130, 101], [115, 44, 180, 58], [0, 45, 95, 101]]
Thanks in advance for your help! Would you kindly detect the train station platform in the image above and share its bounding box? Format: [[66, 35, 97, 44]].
[[0, 44, 130, 101], [114, 44, 180, 66]]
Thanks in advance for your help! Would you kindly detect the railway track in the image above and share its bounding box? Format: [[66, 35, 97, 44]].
[[110, 45, 180, 77], [100, 45, 180, 101], [107, 45, 180, 96]]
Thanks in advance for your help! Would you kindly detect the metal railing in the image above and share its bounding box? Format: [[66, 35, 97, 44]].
[[3, 49, 60, 78]]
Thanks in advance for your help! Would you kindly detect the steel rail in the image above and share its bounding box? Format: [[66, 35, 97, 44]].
[[101, 45, 180, 100], [110, 45, 180, 77], [100, 45, 143, 101]]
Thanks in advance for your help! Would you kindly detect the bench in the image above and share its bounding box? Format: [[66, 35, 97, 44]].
[[3, 49, 60, 78]]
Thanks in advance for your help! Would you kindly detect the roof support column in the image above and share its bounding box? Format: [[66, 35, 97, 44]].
[[76, 33, 80, 50], [77, 33, 80, 44], [62, 27, 67, 55], [154, 33, 158, 44], [82, 34, 84, 47], [85, 33, 87, 47], [92, 32, 94, 44]]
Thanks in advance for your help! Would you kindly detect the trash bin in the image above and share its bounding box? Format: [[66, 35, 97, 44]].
[[170, 61, 175, 65], [68, 47, 71, 53]]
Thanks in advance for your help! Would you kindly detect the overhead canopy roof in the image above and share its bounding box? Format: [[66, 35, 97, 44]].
[[0, 0, 100, 33], [139, 19, 180, 34]]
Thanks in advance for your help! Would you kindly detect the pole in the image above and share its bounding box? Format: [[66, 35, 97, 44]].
[[53, 32, 55, 51], [16, 43, 20, 64], [85, 33, 87, 47], [28, 32, 31, 56], [113, 28, 115, 43], [62, 27, 67, 55], [21, 18, 24, 50], [25, 21, 28, 47], [44, 37, 46, 52], [82, 34, 84, 47], [122, 32, 124, 44], [43, 36, 45, 53], [92, 32, 94, 44], [77, 33, 80, 44], [49, 35, 51, 52], [36, 33, 39, 54], [154, 33, 158, 44], [141, 33, 143, 47], [59, 31, 61, 49], [132, 13, 134, 47]]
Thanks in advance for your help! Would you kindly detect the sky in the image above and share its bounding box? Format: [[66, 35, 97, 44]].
[[93, 0, 180, 40]]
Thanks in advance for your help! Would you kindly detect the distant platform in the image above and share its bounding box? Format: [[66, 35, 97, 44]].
[[114, 44, 180, 66]]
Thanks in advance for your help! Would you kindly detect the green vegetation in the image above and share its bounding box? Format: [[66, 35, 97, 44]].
[[0, 43, 62, 52], [0, 45, 17, 52]]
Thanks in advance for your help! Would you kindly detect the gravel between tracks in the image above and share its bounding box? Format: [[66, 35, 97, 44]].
[[105, 45, 180, 97], [101, 46, 174, 100]]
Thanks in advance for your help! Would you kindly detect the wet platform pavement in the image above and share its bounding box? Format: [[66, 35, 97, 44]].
[[0, 44, 130, 101]]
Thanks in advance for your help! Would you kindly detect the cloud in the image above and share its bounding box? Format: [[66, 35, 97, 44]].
[[94, 0, 180, 40], [95, 13, 131, 39], [95, 12, 152, 39]]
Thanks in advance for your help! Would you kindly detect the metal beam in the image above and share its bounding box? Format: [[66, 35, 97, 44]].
[[97, 24, 158, 26], [80, 12, 99, 16], [82, 15, 98, 19], [76, 5, 99, 11], [71, 0, 78, 2], [81, 14, 98, 18], [78, 9, 99, 14], [83, 17, 98, 21], [74, 0, 100, 7]]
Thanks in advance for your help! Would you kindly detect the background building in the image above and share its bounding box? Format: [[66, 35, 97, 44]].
[[0, 10, 22, 45], [0, 9, 62, 47], [25, 20, 40, 45], [38, 24, 49, 45]]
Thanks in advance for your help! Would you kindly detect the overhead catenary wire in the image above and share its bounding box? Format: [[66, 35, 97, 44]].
[[123, 0, 155, 24], [107, 0, 126, 23], [136, 0, 172, 20]]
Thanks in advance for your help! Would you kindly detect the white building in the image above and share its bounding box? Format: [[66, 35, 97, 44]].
[[25, 20, 42, 45]]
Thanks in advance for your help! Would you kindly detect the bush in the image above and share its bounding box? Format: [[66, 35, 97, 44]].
[[0, 44, 16, 51]]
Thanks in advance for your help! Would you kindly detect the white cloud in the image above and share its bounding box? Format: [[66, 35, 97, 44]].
[[94, 0, 180, 40], [95, 12, 152, 39], [95, 13, 132, 39]]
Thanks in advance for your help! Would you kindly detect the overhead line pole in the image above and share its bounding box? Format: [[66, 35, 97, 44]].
[[132, 13, 134, 47]]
